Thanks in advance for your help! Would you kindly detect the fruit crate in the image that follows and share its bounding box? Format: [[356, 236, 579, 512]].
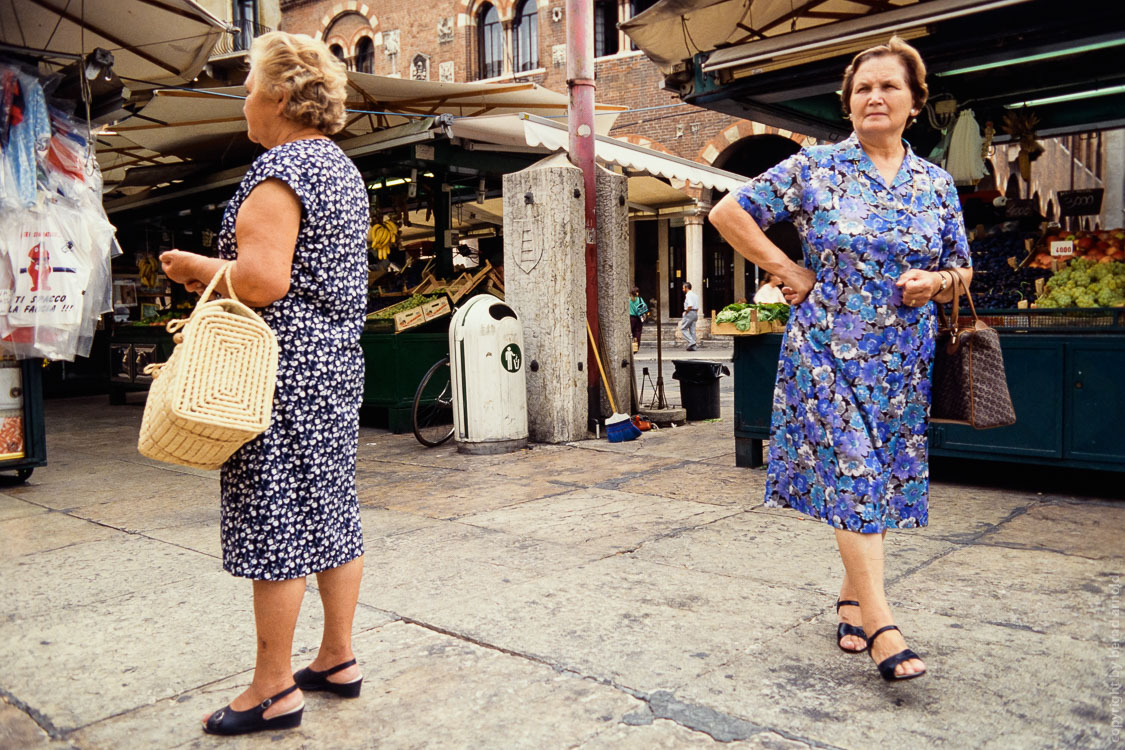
[[951, 308, 1125, 333]]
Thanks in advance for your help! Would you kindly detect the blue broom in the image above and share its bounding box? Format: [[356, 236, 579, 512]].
[[587, 321, 642, 442]]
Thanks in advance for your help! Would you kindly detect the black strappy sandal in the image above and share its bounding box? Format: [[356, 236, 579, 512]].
[[835, 600, 868, 653], [202, 684, 303, 735], [868, 625, 926, 681], [294, 658, 363, 698]]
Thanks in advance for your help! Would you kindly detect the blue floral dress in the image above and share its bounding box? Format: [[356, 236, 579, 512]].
[[735, 134, 970, 533], [217, 138, 369, 579]]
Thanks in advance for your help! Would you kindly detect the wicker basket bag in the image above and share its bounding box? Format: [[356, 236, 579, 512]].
[[138, 264, 279, 469]]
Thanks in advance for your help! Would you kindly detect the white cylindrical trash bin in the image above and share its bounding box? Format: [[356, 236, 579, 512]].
[[449, 294, 529, 454]]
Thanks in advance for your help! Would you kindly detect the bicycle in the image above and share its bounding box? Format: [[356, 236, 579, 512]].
[[411, 355, 455, 447]]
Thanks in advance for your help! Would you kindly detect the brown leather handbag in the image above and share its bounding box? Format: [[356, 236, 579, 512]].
[[930, 273, 1017, 430]]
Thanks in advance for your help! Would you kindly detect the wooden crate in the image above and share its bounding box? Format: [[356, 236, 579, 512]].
[[710, 311, 785, 336], [393, 306, 428, 332], [421, 295, 451, 321]]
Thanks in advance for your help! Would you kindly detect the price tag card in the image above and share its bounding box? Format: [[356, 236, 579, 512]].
[[1050, 240, 1075, 258]]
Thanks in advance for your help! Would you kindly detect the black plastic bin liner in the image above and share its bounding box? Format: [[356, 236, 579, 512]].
[[671, 360, 730, 420]]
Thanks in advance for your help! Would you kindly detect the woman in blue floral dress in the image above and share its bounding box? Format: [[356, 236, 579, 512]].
[[710, 37, 971, 682], [162, 32, 368, 734]]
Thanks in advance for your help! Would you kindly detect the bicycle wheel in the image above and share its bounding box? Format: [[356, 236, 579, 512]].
[[412, 356, 455, 447]]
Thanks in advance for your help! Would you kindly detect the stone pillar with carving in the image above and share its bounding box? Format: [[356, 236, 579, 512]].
[[684, 211, 705, 333], [503, 155, 588, 442]]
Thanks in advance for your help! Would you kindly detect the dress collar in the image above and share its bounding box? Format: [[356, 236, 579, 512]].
[[838, 132, 921, 191]]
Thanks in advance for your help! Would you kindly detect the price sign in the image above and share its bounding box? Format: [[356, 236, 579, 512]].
[[1004, 199, 1038, 219], [1057, 189, 1104, 217], [1050, 240, 1075, 258]]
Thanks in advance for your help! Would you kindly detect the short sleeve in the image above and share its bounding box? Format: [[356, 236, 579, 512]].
[[241, 144, 313, 215], [733, 151, 808, 230], [937, 183, 971, 269]]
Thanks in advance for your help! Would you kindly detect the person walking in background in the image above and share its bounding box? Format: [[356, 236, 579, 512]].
[[754, 273, 787, 304], [708, 36, 971, 682], [679, 281, 700, 351], [160, 31, 369, 735], [629, 286, 648, 352]]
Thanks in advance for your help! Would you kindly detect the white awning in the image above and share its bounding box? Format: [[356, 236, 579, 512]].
[[449, 113, 746, 193]]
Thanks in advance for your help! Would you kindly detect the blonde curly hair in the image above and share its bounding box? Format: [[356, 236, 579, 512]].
[[249, 31, 349, 135]]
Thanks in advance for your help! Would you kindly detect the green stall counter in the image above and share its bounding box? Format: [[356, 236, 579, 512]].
[[359, 328, 449, 433], [732, 311, 1125, 473]]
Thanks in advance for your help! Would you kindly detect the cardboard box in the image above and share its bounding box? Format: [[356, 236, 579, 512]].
[[421, 296, 451, 321], [393, 306, 427, 332]]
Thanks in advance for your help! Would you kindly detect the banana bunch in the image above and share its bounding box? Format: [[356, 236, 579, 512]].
[[138, 254, 160, 289], [369, 218, 399, 260]]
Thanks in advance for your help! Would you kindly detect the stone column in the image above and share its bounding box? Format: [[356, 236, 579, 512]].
[[595, 165, 630, 418], [657, 219, 669, 322], [1102, 129, 1124, 230], [733, 252, 746, 303], [684, 212, 704, 303], [503, 154, 587, 443]]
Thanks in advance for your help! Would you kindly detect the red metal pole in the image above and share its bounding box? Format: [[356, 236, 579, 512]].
[[566, 0, 600, 395]]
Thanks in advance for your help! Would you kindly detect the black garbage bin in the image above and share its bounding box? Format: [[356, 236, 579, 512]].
[[671, 359, 730, 420]]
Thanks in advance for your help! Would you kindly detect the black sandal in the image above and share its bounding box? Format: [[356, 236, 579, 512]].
[[202, 684, 303, 735], [868, 625, 926, 681], [835, 600, 868, 653], [294, 658, 363, 698]]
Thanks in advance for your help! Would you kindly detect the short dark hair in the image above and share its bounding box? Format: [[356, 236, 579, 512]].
[[840, 35, 929, 128], [682, 281, 692, 290]]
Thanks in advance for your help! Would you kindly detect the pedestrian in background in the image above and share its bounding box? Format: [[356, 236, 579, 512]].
[[161, 31, 369, 734], [679, 281, 699, 351], [629, 286, 648, 352], [753, 273, 787, 304], [708, 36, 971, 682]]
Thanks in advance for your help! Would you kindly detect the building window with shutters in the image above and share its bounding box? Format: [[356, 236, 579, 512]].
[[513, 0, 539, 72], [594, 0, 618, 57], [477, 4, 503, 79], [355, 36, 374, 74]]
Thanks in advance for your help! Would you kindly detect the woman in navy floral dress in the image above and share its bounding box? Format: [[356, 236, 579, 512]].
[[710, 37, 971, 682], [161, 32, 368, 734]]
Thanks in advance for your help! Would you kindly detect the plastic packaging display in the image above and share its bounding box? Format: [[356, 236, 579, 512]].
[[0, 60, 116, 361]]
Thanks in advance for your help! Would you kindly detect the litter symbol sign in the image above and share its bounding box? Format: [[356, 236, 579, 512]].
[[501, 344, 522, 373]]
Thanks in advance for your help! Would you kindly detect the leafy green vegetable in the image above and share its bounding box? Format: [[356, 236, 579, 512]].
[[716, 301, 790, 327]]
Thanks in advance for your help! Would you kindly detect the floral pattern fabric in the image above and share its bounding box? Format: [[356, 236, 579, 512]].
[[735, 134, 970, 533], [217, 139, 369, 579]]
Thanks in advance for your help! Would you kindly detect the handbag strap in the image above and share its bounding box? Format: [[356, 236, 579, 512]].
[[165, 263, 238, 337], [935, 270, 978, 331]]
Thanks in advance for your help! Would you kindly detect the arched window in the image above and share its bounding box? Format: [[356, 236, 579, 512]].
[[329, 43, 346, 64], [477, 4, 502, 79], [355, 36, 374, 74], [594, 0, 618, 57], [513, 0, 538, 72]]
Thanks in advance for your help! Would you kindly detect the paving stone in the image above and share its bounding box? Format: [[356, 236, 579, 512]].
[[576, 718, 788, 748], [677, 610, 1116, 750], [923, 484, 1042, 542], [888, 543, 1124, 643], [0, 567, 392, 734], [486, 446, 681, 483], [60, 478, 220, 533], [357, 520, 596, 617], [367, 472, 573, 520], [0, 697, 57, 750], [0, 510, 119, 560], [69, 621, 641, 750], [457, 488, 736, 556], [613, 462, 768, 508], [632, 511, 957, 597], [569, 422, 733, 462], [0, 492, 49, 522], [416, 555, 825, 692], [978, 501, 1125, 559]]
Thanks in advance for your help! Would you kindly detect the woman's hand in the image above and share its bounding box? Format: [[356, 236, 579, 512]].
[[896, 269, 941, 308], [781, 266, 817, 305], [160, 249, 207, 294]]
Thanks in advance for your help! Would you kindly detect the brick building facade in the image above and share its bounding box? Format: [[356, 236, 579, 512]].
[[278, 0, 816, 319]]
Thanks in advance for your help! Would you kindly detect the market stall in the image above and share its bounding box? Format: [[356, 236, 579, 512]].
[[628, 0, 1125, 472]]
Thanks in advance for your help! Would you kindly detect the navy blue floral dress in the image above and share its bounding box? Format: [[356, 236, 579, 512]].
[[217, 138, 369, 579], [735, 134, 970, 533]]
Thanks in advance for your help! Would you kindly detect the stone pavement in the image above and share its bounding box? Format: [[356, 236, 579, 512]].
[[1, 395, 1122, 750]]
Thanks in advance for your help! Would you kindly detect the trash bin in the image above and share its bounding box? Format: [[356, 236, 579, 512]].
[[449, 294, 529, 454], [671, 359, 730, 420]]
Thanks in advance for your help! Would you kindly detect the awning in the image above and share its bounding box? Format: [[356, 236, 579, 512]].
[[106, 73, 625, 178], [0, 0, 228, 87], [449, 113, 746, 193], [622, 0, 1125, 141]]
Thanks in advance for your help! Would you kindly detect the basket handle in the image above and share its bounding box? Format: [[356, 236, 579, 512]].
[[164, 263, 238, 337]]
